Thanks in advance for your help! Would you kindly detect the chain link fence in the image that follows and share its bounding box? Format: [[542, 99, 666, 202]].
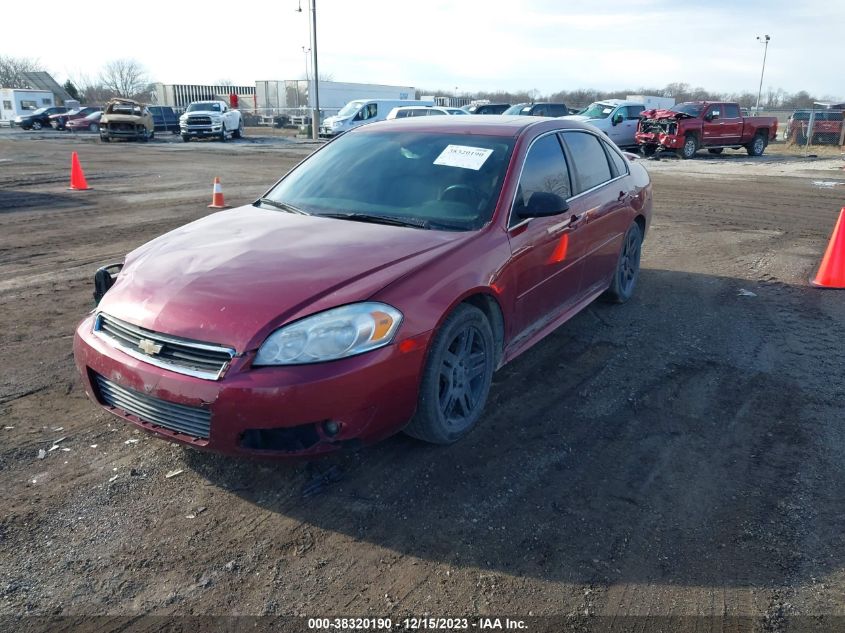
[[782, 109, 844, 146]]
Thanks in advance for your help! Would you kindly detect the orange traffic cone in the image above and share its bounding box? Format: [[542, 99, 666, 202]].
[[811, 208, 845, 288], [68, 152, 91, 191], [208, 177, 228, 209]]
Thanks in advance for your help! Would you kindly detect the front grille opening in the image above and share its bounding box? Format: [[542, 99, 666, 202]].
[[92, 371, 211, 440], [240, 425, 322, 452]]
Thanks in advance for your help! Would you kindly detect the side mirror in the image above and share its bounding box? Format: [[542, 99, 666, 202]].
[[612, 112, 623, 126], [519, 191, 569, 218]]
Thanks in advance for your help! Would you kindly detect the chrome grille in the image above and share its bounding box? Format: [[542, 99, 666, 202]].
[[187, 116, 212, 125], [94, 313, 235, 380], [94, 373, 211, 439]]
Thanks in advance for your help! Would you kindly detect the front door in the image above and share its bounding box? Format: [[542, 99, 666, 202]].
[[506, 133, 586, 338]]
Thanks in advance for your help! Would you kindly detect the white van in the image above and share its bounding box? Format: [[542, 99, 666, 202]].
[[320, 98, 435, 137]]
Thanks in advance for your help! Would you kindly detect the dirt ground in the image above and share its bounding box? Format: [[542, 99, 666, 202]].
[[1, 129, 845, 632]]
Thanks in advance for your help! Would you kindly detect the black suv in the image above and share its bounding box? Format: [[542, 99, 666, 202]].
[[14, 106, 68, 130], [148, 106, 180, 134], [503, 102, 569, 117], [463, 103, 511, 115]]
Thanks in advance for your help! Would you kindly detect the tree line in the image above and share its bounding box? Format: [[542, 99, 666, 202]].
[[424, 82, 841, 110]]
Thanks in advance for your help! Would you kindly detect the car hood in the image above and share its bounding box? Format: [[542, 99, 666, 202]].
[[184, 110, 222, 117], [98, 205, 469, 351], [561, 114, 591, 122], [641, 108, 694, 120], [102, 113, 146, 123]]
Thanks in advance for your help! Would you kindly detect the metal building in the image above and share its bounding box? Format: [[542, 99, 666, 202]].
[[153, 83, 256, 109]]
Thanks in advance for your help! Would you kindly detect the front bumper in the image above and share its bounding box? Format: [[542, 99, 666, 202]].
[[100, 125, 147, 139], [635, 131, 682, 149], [181, 125, 223, 136], [73, 314, 429, 457]]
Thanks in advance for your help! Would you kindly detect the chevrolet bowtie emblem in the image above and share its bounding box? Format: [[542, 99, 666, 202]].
[[138, 338, 163, 355]]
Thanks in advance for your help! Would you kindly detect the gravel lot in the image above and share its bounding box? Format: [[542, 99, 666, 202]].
[[1, 129, 844, 632]]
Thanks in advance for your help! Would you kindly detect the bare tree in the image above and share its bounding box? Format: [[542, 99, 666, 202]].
[[99, 59, 149, 98], [70, 73, 118, 104], [0, 55, 43, 88]]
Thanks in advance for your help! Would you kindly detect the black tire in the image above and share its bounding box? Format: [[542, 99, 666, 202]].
[[708, 148, 724, 155], [404, 304, 495, 445], [181, 134, 191, 142], [31, 120, 43, 131], [100, 135, 110, 143], [150, 130, 155, 140], [89, 123, 99, 133], [603, 221, 643, 303], [233, 118, 244, 139], [677, 134, 698, 159], [746, 133, 766, 156], [640, 145, 656, 157], [219, 124, 226, 142]]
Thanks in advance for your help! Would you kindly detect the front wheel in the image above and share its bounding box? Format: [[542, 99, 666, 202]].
[[603, 221, 643, 303], [404, 304, 495, 445], [219, 125, 226, 142], [89, 123, 99, 133], [31, 121, 43, 130], [677, 135, 698, 159], [181, 134, 191, 142]]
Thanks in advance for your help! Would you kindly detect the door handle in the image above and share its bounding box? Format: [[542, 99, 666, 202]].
[[569, 213, 584, 228]]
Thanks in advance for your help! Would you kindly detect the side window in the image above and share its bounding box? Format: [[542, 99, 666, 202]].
[[707, 106, 721, 120], [42, 98, 52, 105], [626, 106, 644, 119], [510, 134, 571, 227], [547, 105, 566, 117], [561, 131, 613, 194], [368, 104, 378, 119], [724, 104, 740, 118], [2, 100, 11, 110], [532, 105, 547, 116], [604, 141, 629, 177], [427, 109, 446, 116]]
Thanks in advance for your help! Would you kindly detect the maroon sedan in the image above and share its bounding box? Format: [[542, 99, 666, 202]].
[[73, 116, 652, 457]]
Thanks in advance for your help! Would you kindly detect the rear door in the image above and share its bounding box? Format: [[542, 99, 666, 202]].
[[506, 133, 586, 338], [721, 104, 743, 144], [560, 130, 630, 296]]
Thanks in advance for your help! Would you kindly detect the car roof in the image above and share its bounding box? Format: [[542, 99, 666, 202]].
[[360, 114, 596, 137]]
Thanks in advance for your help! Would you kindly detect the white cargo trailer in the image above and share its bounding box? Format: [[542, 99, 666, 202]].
[[626, 95, 675, 110], [0, 89, 56, 124]]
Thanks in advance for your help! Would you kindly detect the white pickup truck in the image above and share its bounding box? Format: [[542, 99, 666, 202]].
[[179, 100, 244, 142]]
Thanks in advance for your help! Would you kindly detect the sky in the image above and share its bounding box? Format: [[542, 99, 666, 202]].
[[5, 0, 844, 99]]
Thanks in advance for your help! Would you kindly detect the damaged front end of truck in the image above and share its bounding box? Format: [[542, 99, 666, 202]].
[[635, 109, 693, 156]]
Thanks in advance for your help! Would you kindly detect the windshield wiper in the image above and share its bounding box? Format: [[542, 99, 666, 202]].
[[255, 198, 310, 215], [317, 212, 431, 229]]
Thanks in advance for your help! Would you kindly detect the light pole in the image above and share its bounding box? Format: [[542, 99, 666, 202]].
[[754, 34, 771, 113], [309, 0, 320, 139]]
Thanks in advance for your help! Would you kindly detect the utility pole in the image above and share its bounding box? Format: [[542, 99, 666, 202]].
[[754, 34, 771, 113], [309, 0, 320, 139]]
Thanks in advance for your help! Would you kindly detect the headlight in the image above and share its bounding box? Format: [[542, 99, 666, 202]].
[[332, 120, 343, 128], [253, 302, 403, 366]]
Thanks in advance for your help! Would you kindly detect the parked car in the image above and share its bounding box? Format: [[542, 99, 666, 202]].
[[564, 100, 647, 148], [462, 103, 511, 115], [66, 111, 103, 133], [148, 105, 181, 134], [50, 107, 101, 130], [99, 98, 155, 142], [179, 100, 243, 142], [636, 102, 778, 158], [386, 106, 465, 119], [13, 106, 68, 130], [784, 109, 843, 144], [74, 116, 652, 457], [502, 103, 569, 117]]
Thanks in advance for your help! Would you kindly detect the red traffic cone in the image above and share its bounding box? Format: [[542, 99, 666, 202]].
[[68, 152, 91, 190], [208, 177, 228, 209], [811, 208, 845, 288]]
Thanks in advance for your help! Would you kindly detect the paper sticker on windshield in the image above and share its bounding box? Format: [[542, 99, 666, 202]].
[[434, 145, 494, 170]]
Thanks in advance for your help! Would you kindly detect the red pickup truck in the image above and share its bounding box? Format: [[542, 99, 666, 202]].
[[636, 102, 778, 159]]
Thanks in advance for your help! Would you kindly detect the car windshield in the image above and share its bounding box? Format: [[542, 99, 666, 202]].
[[31, 107, 48, 115], [84, 111, 101, 119], [672, 103, 703, 116], [338, 101, 365, 117], [578, 103, 615, 119], [502, 104, 527, 115], [108, 102, 142, 115], [187, 102, 220, 112], [264, 130, 515, 231]]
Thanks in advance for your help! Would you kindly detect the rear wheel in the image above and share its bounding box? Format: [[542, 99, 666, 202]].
[[746, 133, 766, 156], [603, 221, 643, 303], [233, 118, 244, 139], [404, 304, 495, 445]]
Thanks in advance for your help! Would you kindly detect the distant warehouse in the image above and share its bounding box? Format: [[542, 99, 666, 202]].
[[153, 83, 256, 109]]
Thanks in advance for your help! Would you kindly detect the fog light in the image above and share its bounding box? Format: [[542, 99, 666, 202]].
[[323, 421, 340, 437]]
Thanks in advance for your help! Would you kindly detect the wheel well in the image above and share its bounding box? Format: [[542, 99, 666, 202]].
[[461, 293, 505, 367], [634, 214, 646, 238]]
